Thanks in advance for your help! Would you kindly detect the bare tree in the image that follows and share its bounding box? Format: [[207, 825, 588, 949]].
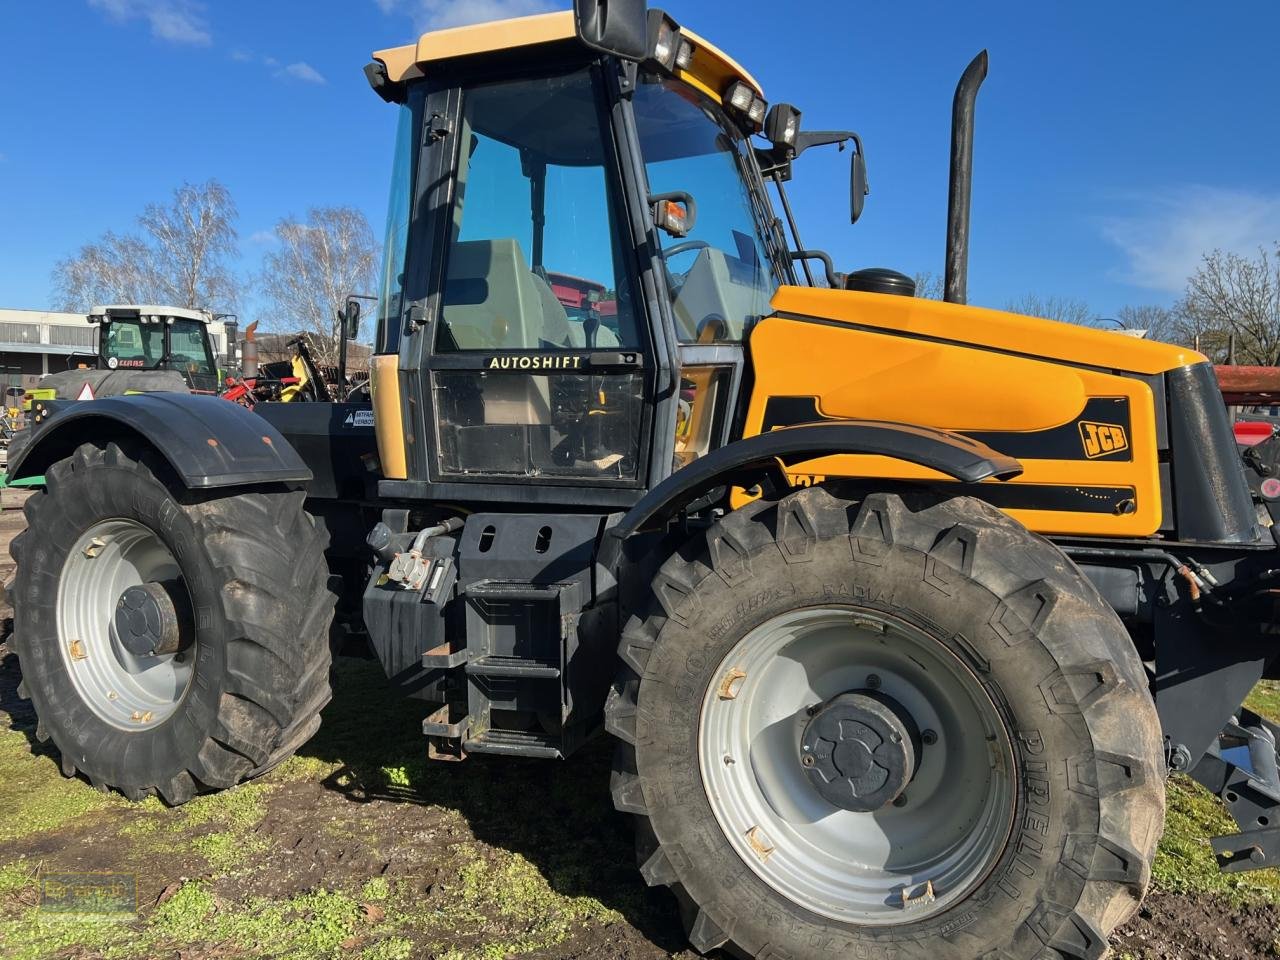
[[257, 207, 379, 366], [1114, 304, 1181, 344], [1004, 294, 1093, 326], [1176, 246, 1280, 365], [52, 179, 241, 312], [912, 271, 945, 300]]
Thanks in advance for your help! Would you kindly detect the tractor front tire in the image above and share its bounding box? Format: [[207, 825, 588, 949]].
[[607, 485, 1164, 960], [9, 440, 334, 804]]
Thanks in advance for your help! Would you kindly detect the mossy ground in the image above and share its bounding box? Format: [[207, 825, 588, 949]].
[[0, 656, 681, 960], [4, 649, 1280, 958]]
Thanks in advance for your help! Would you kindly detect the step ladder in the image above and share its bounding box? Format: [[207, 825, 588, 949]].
[[420, 513, 615, 761]]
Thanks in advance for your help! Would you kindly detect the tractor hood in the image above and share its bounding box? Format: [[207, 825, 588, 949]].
[[769, 286, 1202, 377]]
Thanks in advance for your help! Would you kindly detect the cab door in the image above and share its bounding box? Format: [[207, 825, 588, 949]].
[[401, 62, 658, 501]]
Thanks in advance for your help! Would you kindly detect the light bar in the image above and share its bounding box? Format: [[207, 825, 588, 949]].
[[725, 81, 753, 112], [723, 81, 767, 133], [675, 37, 694, 70], [646, 10, 684, 72], [765, 103, 801, 149]]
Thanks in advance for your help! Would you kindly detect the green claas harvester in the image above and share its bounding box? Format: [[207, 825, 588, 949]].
[[11, 4, 1280, 957]]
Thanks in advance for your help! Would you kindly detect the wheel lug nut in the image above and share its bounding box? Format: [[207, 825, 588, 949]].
[[866, 674, 881, 690], [892, 794, 908, 807], [801, 755, 815, 767], [922, 729, 938, 746]]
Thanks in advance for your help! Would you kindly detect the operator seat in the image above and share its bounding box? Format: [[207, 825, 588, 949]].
[[441, 238, 576, 426]]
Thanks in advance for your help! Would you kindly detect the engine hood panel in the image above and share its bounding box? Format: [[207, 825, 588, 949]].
[[770, 286, 1202, 376]]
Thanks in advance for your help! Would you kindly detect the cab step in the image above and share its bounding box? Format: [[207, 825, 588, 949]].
[[416, 513, 617, 762], [464, 729, 564, 759], [465, 655, 561, 679]]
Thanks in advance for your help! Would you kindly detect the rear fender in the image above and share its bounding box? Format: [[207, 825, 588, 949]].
[[10, 393, 311, 488]]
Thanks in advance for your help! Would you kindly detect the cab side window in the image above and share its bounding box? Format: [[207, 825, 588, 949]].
[[437, 69, 639, 352]]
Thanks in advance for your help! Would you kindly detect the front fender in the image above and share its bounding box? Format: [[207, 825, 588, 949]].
[[609, 419, 1021, 542], [10, 393, 311, 489]]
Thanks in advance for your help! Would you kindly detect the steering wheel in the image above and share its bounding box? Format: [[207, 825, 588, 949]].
[[659, 240, 711, 260]]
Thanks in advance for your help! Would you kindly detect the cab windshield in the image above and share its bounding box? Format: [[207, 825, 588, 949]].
[[101, 316, 217, 390], [168, 318, 217, 381], [632, 75, 783, 343], [102, 318, 165, 368]]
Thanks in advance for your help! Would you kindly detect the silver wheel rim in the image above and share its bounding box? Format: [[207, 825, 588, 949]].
[[698, 606, 1015, 925], [56, 519, 195, 730]]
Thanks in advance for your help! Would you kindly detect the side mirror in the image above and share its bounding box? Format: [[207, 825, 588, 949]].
[[650, 191, 697, 238], [341, 300, 361, 341], [573, 0, 648, 61], [850, 135, 869, 224]]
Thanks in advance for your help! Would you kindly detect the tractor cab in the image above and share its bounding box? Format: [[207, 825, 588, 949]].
[[367, 10, 791, 497], [91, 304, 222, 393]]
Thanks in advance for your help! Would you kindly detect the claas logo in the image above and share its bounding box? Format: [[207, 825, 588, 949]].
[[1078, 421, 1129, 459]]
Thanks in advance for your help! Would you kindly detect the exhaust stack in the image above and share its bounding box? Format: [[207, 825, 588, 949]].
[[944, 50, 988, 305]]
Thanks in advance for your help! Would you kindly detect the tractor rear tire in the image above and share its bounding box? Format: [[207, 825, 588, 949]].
[[606, 485, 1164, 960], [9, 439, 334, 804]]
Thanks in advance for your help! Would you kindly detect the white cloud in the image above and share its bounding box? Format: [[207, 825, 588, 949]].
[[230, 49, 318, 84], [375, 0, 555, 30], [249, 229, 277, 245], [88, 0, 211, 45], [1101, 186, 1280, 293], [278, 62, 326, 84]]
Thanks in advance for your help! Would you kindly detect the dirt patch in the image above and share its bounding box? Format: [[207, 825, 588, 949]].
[[1114, 890, 1280, 959]]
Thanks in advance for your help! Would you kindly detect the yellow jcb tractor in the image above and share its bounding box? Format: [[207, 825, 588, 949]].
[[8, 5, 1279, 958]]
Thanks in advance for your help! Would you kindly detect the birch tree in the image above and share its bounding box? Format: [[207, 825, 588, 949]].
[[257, 207, 379, 366], [52, 179, 241, 312]]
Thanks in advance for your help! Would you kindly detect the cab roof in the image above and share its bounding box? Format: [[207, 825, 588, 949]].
[[89, 305, 214, 324], [371, 9, 763, 102]]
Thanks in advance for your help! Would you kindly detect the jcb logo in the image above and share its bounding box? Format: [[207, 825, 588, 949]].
[[1078, 421, 1128, 459]]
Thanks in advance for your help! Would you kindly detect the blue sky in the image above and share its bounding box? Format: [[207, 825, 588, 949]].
[[1, 0, 1277, 320]]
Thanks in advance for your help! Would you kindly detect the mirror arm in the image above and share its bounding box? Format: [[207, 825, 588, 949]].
[[793, 129, 858, 158]]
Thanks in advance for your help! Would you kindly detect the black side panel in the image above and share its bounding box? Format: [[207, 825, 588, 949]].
[[12, 393, 311, 488], [254, 402, 379, 500], [1167, 363, 1258, 543]]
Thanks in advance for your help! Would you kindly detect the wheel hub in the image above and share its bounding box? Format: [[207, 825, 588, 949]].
[[114, 581, 185, 657], [800, 691, 920, 812]]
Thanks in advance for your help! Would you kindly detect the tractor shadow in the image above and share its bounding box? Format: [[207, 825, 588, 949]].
[[296, 655, 689, 953], [0, 618, 44, 750], [0, 630, 685, 952]]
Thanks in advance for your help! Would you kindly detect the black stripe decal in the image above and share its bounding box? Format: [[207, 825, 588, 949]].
[[761, 395, 1133, 463]]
